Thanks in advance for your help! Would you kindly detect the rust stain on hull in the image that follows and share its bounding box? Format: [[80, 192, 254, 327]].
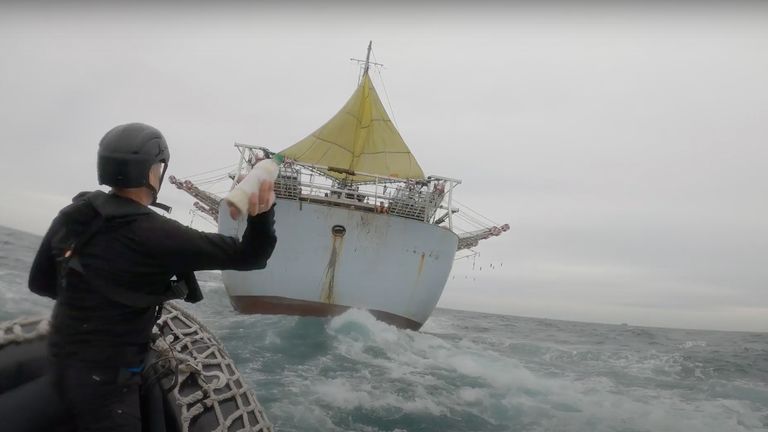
[[320, 233, 344, 303], [417, 252, 425, 277]]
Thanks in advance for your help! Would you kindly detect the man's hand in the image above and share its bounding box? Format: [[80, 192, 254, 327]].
[[249, 180, 275, 216], [227, 180, 276, 220]]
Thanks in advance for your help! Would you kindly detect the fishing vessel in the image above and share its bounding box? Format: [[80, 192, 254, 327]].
[[171, 43, 508, 330]]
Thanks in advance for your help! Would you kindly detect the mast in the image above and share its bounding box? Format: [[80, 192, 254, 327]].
[[351, 41, 382, 83], [363, 40, 372, 76]]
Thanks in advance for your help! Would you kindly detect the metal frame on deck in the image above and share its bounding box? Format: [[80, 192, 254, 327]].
[[230, 143, 462, 226], [172, 143, 508, 251]]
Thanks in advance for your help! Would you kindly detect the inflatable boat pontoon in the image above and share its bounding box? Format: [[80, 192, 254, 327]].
[[0, 302, 272, 432]]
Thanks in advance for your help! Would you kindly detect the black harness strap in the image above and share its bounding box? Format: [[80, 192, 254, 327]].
[[56, 216, 106, 289]]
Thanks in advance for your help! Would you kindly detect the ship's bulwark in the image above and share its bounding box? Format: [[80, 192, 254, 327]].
[[219, 198, 459, 328]]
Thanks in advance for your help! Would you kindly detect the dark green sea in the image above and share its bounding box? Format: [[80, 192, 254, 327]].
[[1, 225, 766, 431]]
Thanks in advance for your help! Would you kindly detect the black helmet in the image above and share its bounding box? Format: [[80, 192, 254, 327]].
[[97, 122, 170, 195]]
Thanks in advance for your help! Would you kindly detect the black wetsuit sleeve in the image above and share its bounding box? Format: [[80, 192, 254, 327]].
[[144, 206, 277, 273], [28, 220, 59, 299]]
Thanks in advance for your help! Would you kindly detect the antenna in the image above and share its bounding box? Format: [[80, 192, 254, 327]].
[[350, 41, 399, 126], [350, 41, 383, 80]]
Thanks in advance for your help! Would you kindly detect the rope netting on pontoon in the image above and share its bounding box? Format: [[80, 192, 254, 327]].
[[151, 302, 272, 432], [0, 303, 273, 432], [0, 317, 49, 345]]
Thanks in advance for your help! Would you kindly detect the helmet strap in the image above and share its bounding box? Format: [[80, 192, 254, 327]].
[[144, 183, 172, 213], [146, 163, 171, 212], [151, 201, 172, 213]]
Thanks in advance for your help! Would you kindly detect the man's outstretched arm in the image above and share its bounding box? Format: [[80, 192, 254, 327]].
[[145, 205, 277, 273]]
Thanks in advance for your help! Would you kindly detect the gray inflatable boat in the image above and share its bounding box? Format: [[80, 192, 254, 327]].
[[0, 302, 272, 432]]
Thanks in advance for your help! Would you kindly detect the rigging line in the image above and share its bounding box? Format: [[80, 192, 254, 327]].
[[455, 220, 481, 231], [452, 227, 470, 236], [466, 208, 501, 228], [193, 174, 232, 183], [178, 176, 226, 186], [457, 222, 485, 233], [186, 175, 229, 186], [460, 211, 494, 229], [454, 200, 499, 227], [454, 250, 479, 261], [185, 169, 235, 182], [371, 51, 398, 128], [460, 201, 501, 227], [453, 198, 502, 226], [454, 213, 485, 230], [350, 59, 362, 86], [456, 213, 489, 230], [182, 180, 226, 191], [186, 173, 231, 184], [453, 209, 490, 228], [178, 164, 237, 180], [210, 190, 231, 195], [193, 212, 218, 228]]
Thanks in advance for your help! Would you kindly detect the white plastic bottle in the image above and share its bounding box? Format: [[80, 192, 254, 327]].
[[225, 159, 279, 219]]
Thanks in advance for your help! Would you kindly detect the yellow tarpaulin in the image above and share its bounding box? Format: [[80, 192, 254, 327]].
[[279, 73, 425, 182]]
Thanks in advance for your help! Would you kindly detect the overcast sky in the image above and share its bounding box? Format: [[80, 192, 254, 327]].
[[1, 2, 766, 331]]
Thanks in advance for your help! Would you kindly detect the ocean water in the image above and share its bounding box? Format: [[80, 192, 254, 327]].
[[1, 225, 767, 432]]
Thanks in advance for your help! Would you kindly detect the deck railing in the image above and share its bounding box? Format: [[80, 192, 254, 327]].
[[174, 143, 508, 250], [232, 144, 460, 225]]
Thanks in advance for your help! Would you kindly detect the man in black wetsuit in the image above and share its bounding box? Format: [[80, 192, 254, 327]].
[[27, 122, 277, 432]]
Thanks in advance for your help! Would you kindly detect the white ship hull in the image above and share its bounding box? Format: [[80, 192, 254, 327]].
[[218, 198, 458, 329]]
